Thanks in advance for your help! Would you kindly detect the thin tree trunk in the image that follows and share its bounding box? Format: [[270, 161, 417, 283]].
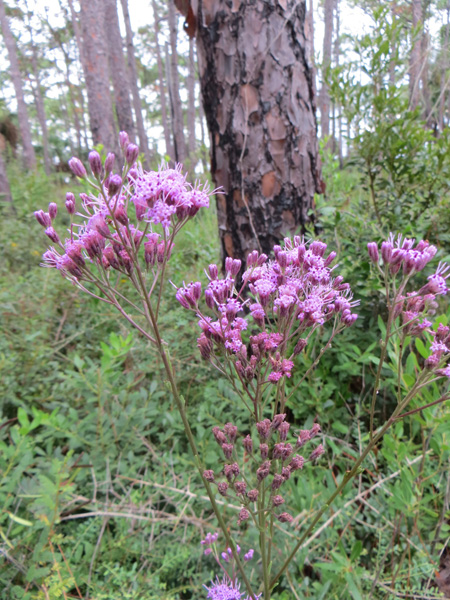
[[104, 0, 135, 139], [0, 143, 14, 214], [409, 0, 422, 110], [306, 0, 317, 96], [152, 0, 173, 160], [194, 0, 322, 263], [0, 0, 36, 170], [389, 0, 397, 86], [187, 38, 197, 161], [25, 7, 51, 174], [119, 0, 151, 166], [334, 0, 343, 166], [79, 0, 117, 152], [168, 0, 186, 163], [320, 0, 334, 141], [439, 2, 450, 131], [421, 29, 432, 126]]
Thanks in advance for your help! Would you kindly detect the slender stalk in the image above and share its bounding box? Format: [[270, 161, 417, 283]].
[[269, 374, 428, 590]]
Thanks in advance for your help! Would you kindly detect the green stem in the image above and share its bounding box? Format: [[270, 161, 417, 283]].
[[269, 374, 428, 591]]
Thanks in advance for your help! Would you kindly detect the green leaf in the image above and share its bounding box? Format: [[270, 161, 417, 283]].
[[415, 338, 428, 359], [7, 512, 33, 527]]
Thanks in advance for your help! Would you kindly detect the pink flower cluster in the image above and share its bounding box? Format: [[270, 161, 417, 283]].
[[35, 139, 213, 282], [177, 237, 358, 384], [203, 415, 324, 526], [368, 234, 450, 376]]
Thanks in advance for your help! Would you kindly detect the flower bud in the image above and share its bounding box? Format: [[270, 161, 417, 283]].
[[289, 454, 304, 471], [68, 157, 86, 178], [256, 460, 271, 481], [125, 143, 139, 165], [243, 435, 253, 454], [272, 414, 286, 430], [278, 422, 290, 441], [277, 512, 293, 523], [104, 153, 115, 174], [310, 444, 325, 460], [34, 210, 51, 228], [272, 494, 285, 506], [222, 443, 233, 460], [108, 174, 123, 196], [88, 150, 102, 177], [260, 443, 269, 459], [234, 481, 247, 495], [45, 226, 60, 243], [212, 427, 227, 445], [238, 508, 250, 523], [224, 422, 238, 443], [203, 470, 215, 482], [119, 131, 129, 150], [247, 489, 259, 502], [217, 482, 228, 496], [48, 203, 58, 220], [271, 474, 283, 490], [244, 549, 254, 562], [367, 242, 379, 263], [65, 193, 76, 214]]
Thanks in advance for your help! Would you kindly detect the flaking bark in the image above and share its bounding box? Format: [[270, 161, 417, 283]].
[[194, 0, 322, 263]]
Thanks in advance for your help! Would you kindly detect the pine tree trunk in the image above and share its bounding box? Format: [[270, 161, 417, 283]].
[[334, 0, 343, 167], [421, 30, 432, 125], [168, 0, 186, 163], [0, 0, 36, 170], [187, 38, 197, 160], [152, 0, 173, 160], [78, 0, 117, 152], [320, 0, 334, 141], [194, 0, 322, 262], [409, 0, 422, 110], [119, 0, 151, 167], [104, 0, 135, 139]]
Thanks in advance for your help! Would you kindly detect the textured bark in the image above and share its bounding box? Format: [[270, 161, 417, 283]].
[[305, 0, 316, 96], [194, 0, 322, 263], [320, 0, 334, 140], [168, 0, 186, 162], [25, 9, 51, 174], [79, 0, 117, 151], [0, 143, 14, 214], [152, 0, 173, 159], [104, 0, 135, 138], [119, 0, 151, 166], [409, 0, 422, 110], [187, 38, 197, 159], [334, 0, 342, 166], [0, 0, 36, 170]]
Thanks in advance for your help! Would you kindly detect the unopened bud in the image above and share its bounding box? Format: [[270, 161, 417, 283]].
[[88, 151, 102, 177], [68, 157, 86, 178], [203, 470, 215, 482], [119, 131, 129, 150], [48, 203, 58, 220], [34, 210, 51, 228], [108, 174, 123, 196], [104, 153, 115, 174], [65, 193, 76, 215], [125, 143, 139, 165]]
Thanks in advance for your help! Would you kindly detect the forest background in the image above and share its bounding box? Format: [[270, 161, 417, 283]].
[[1, 0, 450, 599]]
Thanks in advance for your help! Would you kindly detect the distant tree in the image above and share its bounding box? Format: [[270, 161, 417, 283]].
[[320, 0, 334, 141], [177, 0, 322, 263], [152, 0, 173, 160], [104, 0, 135, 141], [168, 0, 186, 163], [24, 4, 51, 174], [0, 0, 36, 170], [119, 0, 151, 166], [78, 0, 117, 152], [409, 0, 422, 109], [0, 141, 13, 212]]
